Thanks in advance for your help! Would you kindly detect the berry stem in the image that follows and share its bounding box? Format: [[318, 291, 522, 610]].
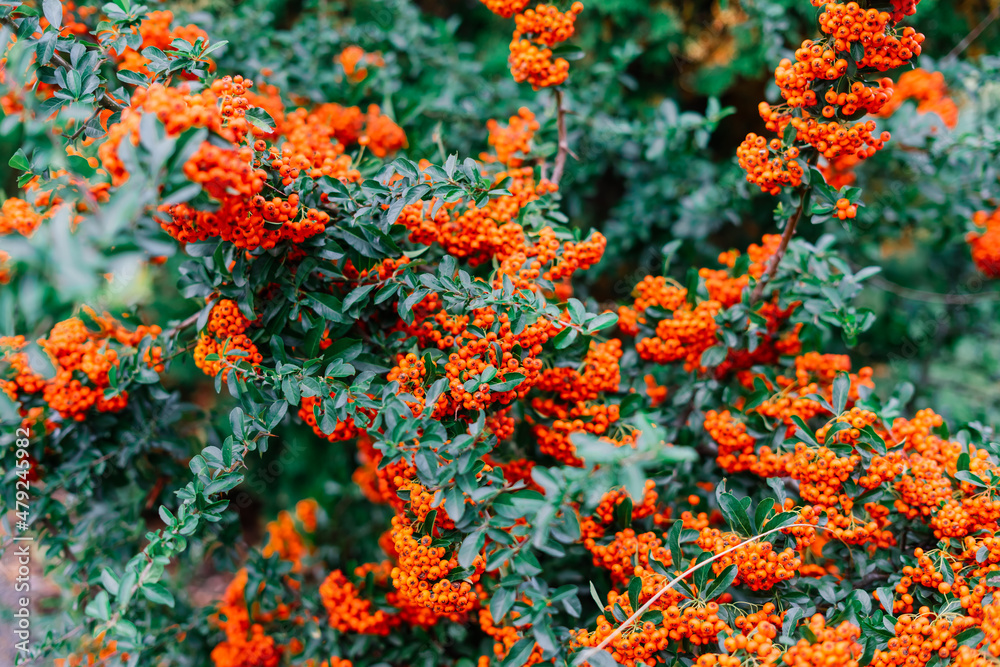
[[750, 185, 812, 304]]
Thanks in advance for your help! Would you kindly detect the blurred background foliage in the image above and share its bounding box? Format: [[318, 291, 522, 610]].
[[2, 0, 1000, 547]]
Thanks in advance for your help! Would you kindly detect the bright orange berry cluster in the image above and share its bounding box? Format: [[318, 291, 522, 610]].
[[879, 68, 958, 127], [696, 529, 800, 591], [968, 208, 1000, 278], [210, 570, 282, 667], [737, 132, 806, 195], [870, 612, 977, 667], [114, 10, 209, 78], [1, 314, 162, 422], [337, 45, 384, 82], [584, 528, 672, 584], [482, 107, 540, 166], [389, 516, 481, 619], [193, 299, 262, 379], [505, 3, 583, 89], [783, 615, 861, 667], [0, 197, 43, 236], [513, 3, 582, 45], [740, 0, 926, 193], [319, 569, 398, 635], [592, 479, 659, 527]]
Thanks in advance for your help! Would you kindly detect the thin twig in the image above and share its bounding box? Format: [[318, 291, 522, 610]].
[[165, 311, 201, 337], [550, 88, 571, 185], [66, 107, 101, 141], [946, 5, 1000, 60], [863, 273, 1000, 304], [0, 16, 127, 113], [579, 523, 827, 664], [750, 187, 812, 304]]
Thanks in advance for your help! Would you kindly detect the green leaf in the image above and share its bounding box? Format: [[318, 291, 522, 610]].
[[587, 312, 618, 333], [158, 506, 175, 526], [719, 492, 754, 536], [956, 471, 988, 488], [100, 568, 120, 596], [8, 148, 29, 171], [140, 582, 175, 608], [791, 415, 818, 446], [628, 576, 641, 612], [343, 283, 376, 311], [552, 326, 578, 349], [501, 638, 535, 667], [188, 455, 208, 476], [305, 292, 345, 322], [204, 473, 243, 496], [615, 495, 633, 529], [42, 0, 61, 29], [700, 345, 727, 368], [832, 371, 850, 414], [667, 520, 682, 563], [589, 581, 603, 609], [490, 373, 525, 392], [457, 530, 485, 568], [763, 511, 799, 532], [118, 69, 151, 87], [954, 628, 985, 649], [490, 586, 516, 622], [702, 564, 738, 600], [782, 121, 797, 147], [874, 586, 893, 610], [245, 107, 275, 133], [85, 591, 111, 621], [753, 498, 775, 533]]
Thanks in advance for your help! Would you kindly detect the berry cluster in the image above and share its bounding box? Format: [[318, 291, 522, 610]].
[[337, 45, 385, 82], [482, 107, 540, 166], [193, 299, 262, 380], [389, 516, 482, 619], [0, 197, 43, 236], [210, 570, 282, 667], [695, 529, 800, 591], [739, 0, 927, 193], [782, 615, 861, 667], [879, 68, 958, 128], [1, 314, 162, 422], [584, 528, 672, 584], [114, 10, 209, 78], [101, 77, 404, 250], [968, 207, 1000, 278], [483, 2, 584, 89]]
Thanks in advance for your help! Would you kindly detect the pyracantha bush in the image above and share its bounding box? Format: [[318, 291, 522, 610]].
[[1, 1, 1000, 667]]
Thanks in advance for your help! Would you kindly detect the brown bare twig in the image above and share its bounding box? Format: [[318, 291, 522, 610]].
[[946, 6, 1000, 60], [862, 271, 1000, 304], [750, 186, 812, 304], [165, 311, 201, 338], [550, 88, 573, 185]]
